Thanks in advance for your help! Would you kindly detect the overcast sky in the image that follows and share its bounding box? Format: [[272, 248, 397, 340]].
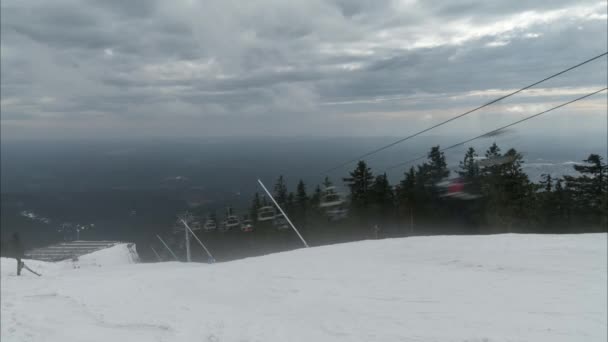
[[1, 0, 607, 140]]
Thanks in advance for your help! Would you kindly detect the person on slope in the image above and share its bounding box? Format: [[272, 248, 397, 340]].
[[11, 233, 25, 276]]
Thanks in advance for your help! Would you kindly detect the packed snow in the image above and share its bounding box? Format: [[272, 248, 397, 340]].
[[1, 234, 606, 342]]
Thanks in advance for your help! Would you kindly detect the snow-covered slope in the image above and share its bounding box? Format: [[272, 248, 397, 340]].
[[1, 243, 139, 278], [2, 234, 606, 342]]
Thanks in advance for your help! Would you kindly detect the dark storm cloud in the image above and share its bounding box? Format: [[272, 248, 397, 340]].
[[1, 0, 606, 139]]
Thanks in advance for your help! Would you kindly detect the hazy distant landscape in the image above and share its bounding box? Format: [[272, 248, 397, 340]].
[[1, 135, 605, 252], [3, 135, 605, 192]]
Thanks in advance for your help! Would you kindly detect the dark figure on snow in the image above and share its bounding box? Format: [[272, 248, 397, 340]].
[[11, 233, 25, 276]]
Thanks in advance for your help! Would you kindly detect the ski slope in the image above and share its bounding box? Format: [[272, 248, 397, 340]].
[[1, 234, 606, 342]]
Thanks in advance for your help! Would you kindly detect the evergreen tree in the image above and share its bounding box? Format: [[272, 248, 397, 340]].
[[426, 146, 450, 184], [400, 167, 416, 193], [570, 154, 606, 206], [397, 166, 417, 232], [322, 177, 333, 189], [485, 142, 501, 158], [343, 160, 374, 212], [553, 178, 571, 227], [273, 175, 288, 207], [286, 192, 296, 216], [292, 180, 309, 226], [458, 147, 480, 181], [398, 167, 417, 209], [540, 174, 553, 192], [295, 180, 309, 214], [481, 142, 503, 180], [480, 142, 504, 212], [372, 173, 395, 218], [564, 154, 608, 227], [250, 192, 262, 223], [481, 147, 534, 232], [412, 146, 449, 222], [537, 174, 558, 231], [309, 185, 322, 209], [296, 180, 308, 207], [415, 146, 449, 191]]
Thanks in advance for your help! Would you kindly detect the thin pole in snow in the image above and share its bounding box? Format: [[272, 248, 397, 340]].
[[257, 179, 309, 248], [150, 245, 162, 262], [181, 218, 216, 262], [156, 235, 179, 261], [183, 218, 191, 262]]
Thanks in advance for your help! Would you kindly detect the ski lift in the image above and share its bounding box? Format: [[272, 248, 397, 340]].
[[437, 177, 481, 200], [241, 218, 254, 232], [326, 207, 348, 221], [189, 220, 202, 231], [319, 186, 345, 208], [273, 213, 290, 231], [172, 214, 202, 233], [224, 215, 240, 230], [203, 218, 217, 232], [474, 154, 518, 167], [319, 186, 349, 220], [257, 206, 276, 221]]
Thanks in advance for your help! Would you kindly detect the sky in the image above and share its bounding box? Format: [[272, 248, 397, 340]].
[[1, 0, 607, 140]]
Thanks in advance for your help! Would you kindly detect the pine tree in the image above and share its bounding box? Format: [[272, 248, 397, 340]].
[[426, 146, 450, 184], [571, 154, 607, 205], [538, 174, 558, 231], [480, 142, 504, 217], [540, 174, 553, 192], [554, 178, 571, 226], [273, 175, 288, 207], [458, 147, 480, 181], [398, 167, 417, 208], [372, 173, 395, 218], [295, 180, 309, 212], [310, 185, 322, 208], [481, 142, 503, 180], [481, 147, 534, 232], [486, 142, 501, 158], [397, 166, 417, 232], [343, 160, 374, 212], [416, 146, 449, 190], [250, 192, 262, 223], [322, 177, 333, 189], [286, 192, 296, 216], [564, 154, 608, 228]]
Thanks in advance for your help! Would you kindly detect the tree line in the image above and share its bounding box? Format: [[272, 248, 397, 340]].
[[249, 142, 607, 238]]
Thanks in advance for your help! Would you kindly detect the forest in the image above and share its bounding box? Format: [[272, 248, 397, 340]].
[[154, 142, 607, 262]]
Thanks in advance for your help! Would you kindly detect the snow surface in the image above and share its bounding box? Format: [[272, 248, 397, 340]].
[[1, 234, 606, 342]]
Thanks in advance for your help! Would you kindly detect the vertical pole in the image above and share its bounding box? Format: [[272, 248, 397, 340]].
[[184, 220, 191, 262], [150, 246, 162, 262], [156, 235, 179, 261], [257, 179, 309, 248], [182, 219, 215, 262]]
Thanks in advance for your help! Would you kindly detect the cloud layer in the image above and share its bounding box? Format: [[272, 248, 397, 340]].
[[1, 0, 606, 139]]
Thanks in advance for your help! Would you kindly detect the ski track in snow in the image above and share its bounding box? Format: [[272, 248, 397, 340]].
[[1, 235, 607, 342]]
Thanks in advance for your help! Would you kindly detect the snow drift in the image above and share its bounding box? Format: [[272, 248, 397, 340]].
[[1, 234, 606, 342]]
